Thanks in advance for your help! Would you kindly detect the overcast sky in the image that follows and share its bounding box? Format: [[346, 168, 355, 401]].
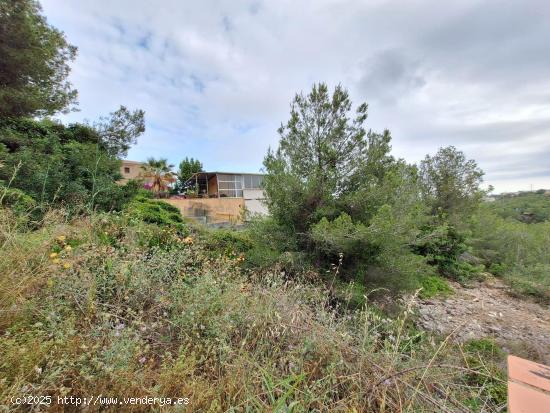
[[42, 0, 550, 193]]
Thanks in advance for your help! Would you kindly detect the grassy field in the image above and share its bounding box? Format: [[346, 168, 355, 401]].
[[0, 208, 507, 412]]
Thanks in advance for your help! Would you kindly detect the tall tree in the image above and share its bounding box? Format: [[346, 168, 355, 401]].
[[175, 157, 203, 193], [0, 0, 78, 117], [419, 146, 486, 217], [94, 106, 145, 157], [263, 83, 369, 232]]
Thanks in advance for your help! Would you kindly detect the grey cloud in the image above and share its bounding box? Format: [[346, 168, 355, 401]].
[[40, 0, 550, 193], [358, 49, 426, 104]]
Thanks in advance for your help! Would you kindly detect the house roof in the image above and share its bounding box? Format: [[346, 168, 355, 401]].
[[184, 171, 264, 185], [120, 160, 146, 165]]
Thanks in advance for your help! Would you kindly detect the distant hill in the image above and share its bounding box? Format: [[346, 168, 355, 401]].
[[488, 189, 550, 223]]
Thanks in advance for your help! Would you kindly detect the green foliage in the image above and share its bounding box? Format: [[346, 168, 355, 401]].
[[311, 213, 370, 259], [469, 206, 550, 301], [174, 157, 203, 193], [126, 196, 185, 230], [420, 146, 486, 219], [462, 339, 507, 408], [263, 83, 430, 290], [0, 209, 507, 411], [0, 186, 36, 213], [417, 275, 452, 299], [0, 117, 143, 213], [489, 191, 550, 223], [141, 157, 175, 195], [241, 216, 303, 270], [0, 0, 77, 117], [93, 105, 145, 157], [263, 83, 370, 235], [414, 222, 482, 281]]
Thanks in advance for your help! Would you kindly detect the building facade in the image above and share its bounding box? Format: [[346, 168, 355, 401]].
[[119, 160, 147, 184], [165, 172, 267, 223]]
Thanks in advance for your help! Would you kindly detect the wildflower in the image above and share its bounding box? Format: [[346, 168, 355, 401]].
[[182, 236, 193, 245], [64, 245, 72, 252], [56, 235, 66, 242], [63, 262, 71, 269], [52, 258, 60, 264], [49, 252, 58, 259]]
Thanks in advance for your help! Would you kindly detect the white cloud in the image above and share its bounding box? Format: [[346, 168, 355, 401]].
[[41, 0, 550, 192]]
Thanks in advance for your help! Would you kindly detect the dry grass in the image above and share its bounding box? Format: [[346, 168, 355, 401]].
[[0, 208, 506, 412]]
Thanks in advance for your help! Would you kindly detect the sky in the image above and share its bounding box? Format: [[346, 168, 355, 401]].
[[41, 0, 550, 193]]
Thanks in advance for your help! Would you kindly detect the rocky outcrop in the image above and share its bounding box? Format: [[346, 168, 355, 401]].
[[414, 278, 550, 364]]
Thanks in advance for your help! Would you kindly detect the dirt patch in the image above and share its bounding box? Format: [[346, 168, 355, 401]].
[[414, 278, 550, 364]]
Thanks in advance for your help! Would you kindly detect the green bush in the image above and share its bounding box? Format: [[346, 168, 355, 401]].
[[417, 275, 452, 299], [126, 197, 185, 229], [0, 186, 36, 214], [413, 222, 482, 281], [462, 339, 507, 408], [203, 228, 253, 258]]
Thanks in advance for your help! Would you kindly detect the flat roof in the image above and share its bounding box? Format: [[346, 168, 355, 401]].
[[185, 171, 265, 184], [193, 171, 264, 176], [120, 160, 146, 165]]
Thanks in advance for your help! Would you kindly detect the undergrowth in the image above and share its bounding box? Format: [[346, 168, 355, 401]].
[[0, 207, 506, 412]]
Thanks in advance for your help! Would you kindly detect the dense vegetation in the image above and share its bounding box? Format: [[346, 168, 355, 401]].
[[489, 190, 550, 223], [1, 1, 549, 411], [0, 208, 508, 411]]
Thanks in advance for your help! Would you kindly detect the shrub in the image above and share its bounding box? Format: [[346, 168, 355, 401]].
[[413, 222, 482, 281], [0, 208, 507, 411], [126, 197, 185, 229], [417, 275, 452, 299], [462, 339, 507, 408], [0, 186, 36, 214], [203, 228, 253, 260]]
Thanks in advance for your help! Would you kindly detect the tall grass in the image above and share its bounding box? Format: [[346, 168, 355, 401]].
[[0, 208, 505, 411]]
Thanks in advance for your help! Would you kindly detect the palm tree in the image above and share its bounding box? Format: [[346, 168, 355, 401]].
[[141, 157, 176, 196]]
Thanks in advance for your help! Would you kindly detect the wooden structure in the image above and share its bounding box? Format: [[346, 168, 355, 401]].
[[185, 172, 264, 199], [507, 355, 550, 412]]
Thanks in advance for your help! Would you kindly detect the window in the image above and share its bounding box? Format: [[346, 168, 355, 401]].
[[243, 174, 263, 189], [217, 174, 243, 197], [124, 167, 130, 174]]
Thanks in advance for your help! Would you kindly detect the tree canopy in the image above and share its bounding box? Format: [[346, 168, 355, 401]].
[[262, 83, 430, 282], [419, 146, 486, 218], [175, 157, 203, 193], [141, 157, 175, 195], [94, 106, 146, 157], [0, 0, 78, 117]]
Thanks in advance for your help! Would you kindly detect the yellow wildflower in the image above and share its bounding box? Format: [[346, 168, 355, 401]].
[[64, 245, 72, 252], [63, 262, 71, 269], [52, 258, 60, 264], [182, 236, 194, 245], [57, 235, 66, 242], [49, 252, 58, 259]]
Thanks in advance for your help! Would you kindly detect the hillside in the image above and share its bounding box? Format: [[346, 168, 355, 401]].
[[488, 190, 550, 223], [0, 208, 509, 411]]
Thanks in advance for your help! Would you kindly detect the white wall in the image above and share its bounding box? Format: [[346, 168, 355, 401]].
[[243, 189, 268, 215]]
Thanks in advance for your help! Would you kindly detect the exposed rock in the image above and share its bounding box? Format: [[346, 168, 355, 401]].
[[412, 279, 550, 364]]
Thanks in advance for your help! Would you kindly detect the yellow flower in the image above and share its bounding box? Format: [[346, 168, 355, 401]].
[[182, 236, 194, 245], [49, 252, 58, 259], [57, 235, 66, 242], [63, 262, 71, 269], [52, 258, 60, 264], [64, 245, 72, 252]]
